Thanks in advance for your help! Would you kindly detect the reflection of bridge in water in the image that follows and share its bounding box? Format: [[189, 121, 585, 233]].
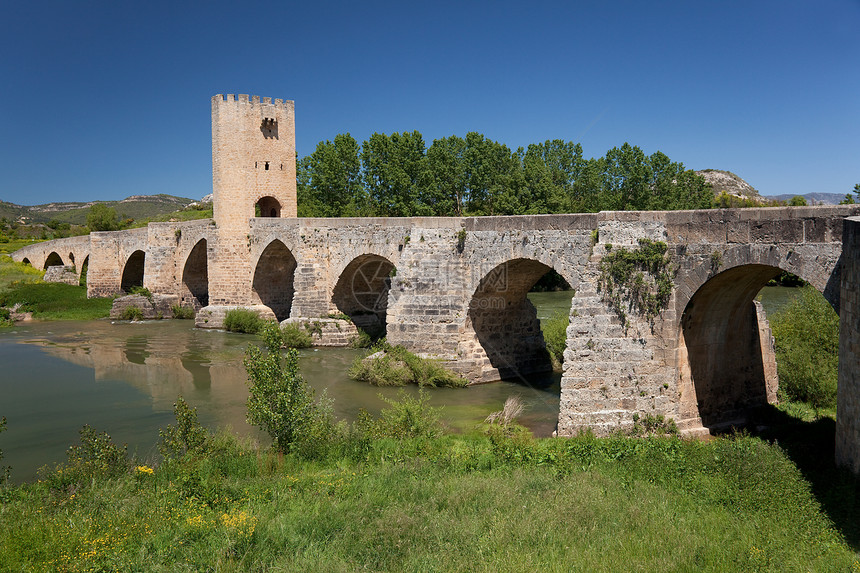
[[27, 321, 251, 433]]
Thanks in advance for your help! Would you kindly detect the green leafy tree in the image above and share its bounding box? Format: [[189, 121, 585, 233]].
[[426, 135, 468, 216], [362, 131, 433, 217], [86, 203, 118, 231], [244, 322, 334, 454], [462, 132, 521, 215], [788, 195, 808, 206], [299, 133, 365, 217]]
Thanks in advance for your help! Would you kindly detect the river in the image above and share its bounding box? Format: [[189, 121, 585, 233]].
[[0, 288, 798, 483]]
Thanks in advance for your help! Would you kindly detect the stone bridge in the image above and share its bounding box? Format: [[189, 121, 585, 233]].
[[12, 205, 860, 472], [10, 93, 860, 473]]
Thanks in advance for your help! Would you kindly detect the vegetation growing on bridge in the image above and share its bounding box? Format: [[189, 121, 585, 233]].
[[597, 238, 674, 326]]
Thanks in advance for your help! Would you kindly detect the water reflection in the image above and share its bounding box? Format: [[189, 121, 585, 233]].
[[0, 314, 564, 483]]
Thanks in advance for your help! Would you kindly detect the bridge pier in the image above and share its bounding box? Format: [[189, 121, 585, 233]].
[[836, 216, 860, 473]]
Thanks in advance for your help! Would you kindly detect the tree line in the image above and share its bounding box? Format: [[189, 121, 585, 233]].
[[297, 132, 715, 218]]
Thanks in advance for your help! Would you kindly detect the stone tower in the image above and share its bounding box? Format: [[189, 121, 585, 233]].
[[211, 94, 297, 231]]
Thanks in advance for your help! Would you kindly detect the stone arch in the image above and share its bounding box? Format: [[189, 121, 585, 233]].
[[121, 250, 146, 293], [256, 196, 281, 218], [79, 255, 89, 287], [676, 258, 825, 432], [44, 252, 63, 269], [68, 252, 75, 264], [181, 239, 209, 309], [21, 257, 31, 266], [331, 254, 395, 337], [252, 239, 296, 321], [467, 257, 573, 382]]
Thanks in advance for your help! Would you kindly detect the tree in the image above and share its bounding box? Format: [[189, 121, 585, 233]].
[[298, 133, 365, 217], [362, 131, 433, 217], [86, 203, 118, 231], [426, 135, 468, 216], [244, 322, 333, 454], [788, 195, 808, 206]]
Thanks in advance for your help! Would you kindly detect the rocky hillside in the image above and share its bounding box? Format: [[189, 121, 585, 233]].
[[0, 194, 196, 225], [695, 170, 762, 201]]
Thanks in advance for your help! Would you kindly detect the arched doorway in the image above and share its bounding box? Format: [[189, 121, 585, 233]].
[[181, 239, 209, 309], [468, 258, 572, 382], [121, 250, 146, 293], [252, 240, 296, 321], [332, 254, 395, 338], [256, 196, 281, 218], [44, 252, 63, 269]]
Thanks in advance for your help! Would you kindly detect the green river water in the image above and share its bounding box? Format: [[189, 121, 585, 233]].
[[0, 287, 798, 483]]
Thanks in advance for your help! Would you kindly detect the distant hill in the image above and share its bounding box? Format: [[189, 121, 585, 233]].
[[0, 194, 196, 225], [764, 193, 848, 206], [695, 170, 762, 201]]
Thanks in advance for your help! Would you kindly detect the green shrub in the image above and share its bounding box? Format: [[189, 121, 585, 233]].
[[281, 323, 312, 348], [158, 396, 210, 460], [120, 305, 144, 321], [41, 425, 129, 491], [348, 343, 468, 388], [541, 310, 568, 369], [770, 286, 839, 408], [372, 390, 442, 439], [0, 307, 11, 327], [171, 305, 195, 319], [244, 322, 335, 455], [224, 308, 265, 334]]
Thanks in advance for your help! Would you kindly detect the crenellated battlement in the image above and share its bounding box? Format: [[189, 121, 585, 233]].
[[213, 94, 291, 108]]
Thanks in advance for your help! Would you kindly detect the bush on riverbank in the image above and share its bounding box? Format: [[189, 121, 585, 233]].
[[223, 308, 265, 334], [348, 342, 468, 388], [770, 286, 839, 409], [280, 323, 313, 348]]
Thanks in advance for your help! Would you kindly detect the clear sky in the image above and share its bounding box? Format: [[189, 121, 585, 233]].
[[1, 0, 857, 205]]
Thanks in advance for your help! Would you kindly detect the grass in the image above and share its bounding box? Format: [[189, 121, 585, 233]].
[[0, 409, 857, 570], [0, 255, 113, 320]]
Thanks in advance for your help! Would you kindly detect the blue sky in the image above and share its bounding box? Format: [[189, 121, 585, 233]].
[[1, 0, 857, 204]]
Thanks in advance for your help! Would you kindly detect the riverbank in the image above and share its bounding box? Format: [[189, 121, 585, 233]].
[[1, 404, 858, 570]]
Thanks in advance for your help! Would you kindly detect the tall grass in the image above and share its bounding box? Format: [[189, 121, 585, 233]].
[[0, 424, 856, 570]]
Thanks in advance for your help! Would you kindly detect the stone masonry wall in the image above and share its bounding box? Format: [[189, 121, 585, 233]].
[[837, 216, 860, 473]]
